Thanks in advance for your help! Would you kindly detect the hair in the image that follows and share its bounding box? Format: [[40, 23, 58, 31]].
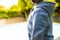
[[41, 0, 43, 1], [39, 0, 43, 2], [31, 0, 43, 4], [38, 0, 43, 3]]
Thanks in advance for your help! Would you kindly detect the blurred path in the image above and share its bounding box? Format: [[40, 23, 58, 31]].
[[0, 22, 29, 40], [53, 23, 60, 40], [0, 22, 60, 40]]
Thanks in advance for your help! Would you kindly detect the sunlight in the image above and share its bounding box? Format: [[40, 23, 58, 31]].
[[0, 0, 18, 9]]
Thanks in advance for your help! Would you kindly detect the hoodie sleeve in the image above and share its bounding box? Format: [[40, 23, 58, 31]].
[[32, 10, 48, 40]]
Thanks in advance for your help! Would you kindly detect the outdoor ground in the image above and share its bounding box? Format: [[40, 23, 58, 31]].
[[0, 22, 60, 40]]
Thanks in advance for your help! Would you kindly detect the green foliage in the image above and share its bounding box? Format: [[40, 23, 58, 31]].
[[55, 0, 60, 6], [0, 10, 8, 19], [24, 0, 34, 10], [0, 0, 33, 19], [18, 0, 26, 12], [17, 0, 34, 19], [18, 0, 33, 12], [55, 0, 60, 3], [10, 5, 20, 11], [7, 11, 18, 18], [0, 10, 24, 19]]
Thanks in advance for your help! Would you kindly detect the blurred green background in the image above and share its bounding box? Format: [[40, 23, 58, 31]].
[[0, 0, 60, 23], [0, 0, 33, 19]]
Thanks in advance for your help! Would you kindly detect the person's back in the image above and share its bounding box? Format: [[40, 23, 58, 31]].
[[27, 0, 56, 40]]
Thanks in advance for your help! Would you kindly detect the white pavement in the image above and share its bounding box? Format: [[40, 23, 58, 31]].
[[0, 22, 60, 40], [53, 23, 60, 39]]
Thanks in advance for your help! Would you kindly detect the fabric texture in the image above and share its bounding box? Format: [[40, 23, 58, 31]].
[[27, 1, 56, 40]]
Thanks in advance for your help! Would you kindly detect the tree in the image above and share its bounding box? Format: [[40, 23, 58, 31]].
[[55, 0, 60, 13], [55, 0, 60, 6], [18, 0, 26, 12], [53, 0, 60, 23], [18, 0, 33, 20]]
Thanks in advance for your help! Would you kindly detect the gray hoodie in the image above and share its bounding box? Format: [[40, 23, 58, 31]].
[[27, 1, 56, 40]]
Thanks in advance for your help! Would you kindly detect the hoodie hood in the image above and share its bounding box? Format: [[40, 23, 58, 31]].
[[34, 1, 56, 17]]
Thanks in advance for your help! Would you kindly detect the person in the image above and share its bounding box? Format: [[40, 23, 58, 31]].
[[27, 0, 56, 40]]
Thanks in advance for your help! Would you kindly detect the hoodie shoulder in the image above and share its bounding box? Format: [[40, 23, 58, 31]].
[[32, 6, 49, 19]]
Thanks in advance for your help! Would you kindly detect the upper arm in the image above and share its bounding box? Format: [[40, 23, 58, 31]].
[[32, 10, 48, 28], [32, 10, 48, 37]]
